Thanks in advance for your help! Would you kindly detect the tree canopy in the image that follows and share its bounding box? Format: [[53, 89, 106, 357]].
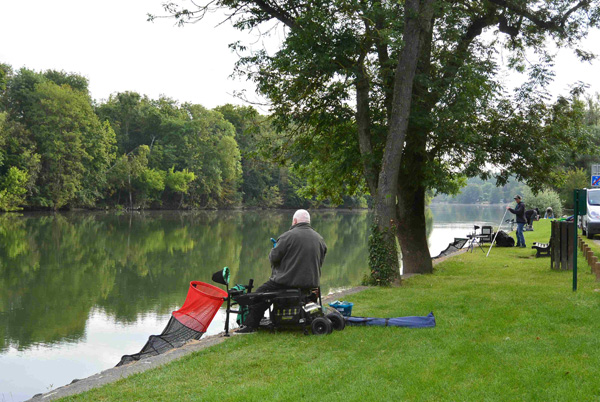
[[159, 0, 600, 279], [0, 65, 366, 211]]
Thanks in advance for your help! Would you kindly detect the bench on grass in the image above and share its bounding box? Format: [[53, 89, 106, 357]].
[[532, 242, 551, 258]]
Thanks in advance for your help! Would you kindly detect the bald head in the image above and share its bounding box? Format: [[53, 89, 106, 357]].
[[292, 209, 310, 225]]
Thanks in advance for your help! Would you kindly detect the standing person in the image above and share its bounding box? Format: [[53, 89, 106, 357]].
[[507, 195, 526, 248], [236, 209, 327, 334]]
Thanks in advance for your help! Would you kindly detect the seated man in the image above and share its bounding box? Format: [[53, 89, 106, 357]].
[[236, 209, 327, 334]]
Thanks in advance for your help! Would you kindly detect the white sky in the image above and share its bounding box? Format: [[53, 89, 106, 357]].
[[0, 0, 280, 109], [1, 0, 599, 110]]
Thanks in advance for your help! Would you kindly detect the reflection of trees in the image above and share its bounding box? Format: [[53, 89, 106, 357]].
[[314, 211, 369, 292], [234, 210, 370, 293], [1, 210, 370, 352], [429, 204, 506, 225], [0, 213, 117, 352], [95, 211, 244, 321]]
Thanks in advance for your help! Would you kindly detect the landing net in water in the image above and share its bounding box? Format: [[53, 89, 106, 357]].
[[117, 281, 227, 367]]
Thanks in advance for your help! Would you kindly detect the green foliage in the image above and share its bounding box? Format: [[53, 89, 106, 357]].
[[0, 63, 10, 93], [434, 176, 527, 205], [455, 185, 482, 204], [136, 167, 166, 206], [363, 224, 399, 286], [165, 167, 196, 195], [157, 0, 600, 276], [29, 80, 109, 209], [521, 187, 563, 217], [557, 168, 589, 209], [0, 67, 115, 210], [259, 185, 283, 208], [0, 63, 360, 211], [0, 167, 29, 211], [42, 69, 89, 94]]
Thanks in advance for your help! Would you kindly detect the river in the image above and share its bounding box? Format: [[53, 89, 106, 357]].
[[0, 205, 506, 401]]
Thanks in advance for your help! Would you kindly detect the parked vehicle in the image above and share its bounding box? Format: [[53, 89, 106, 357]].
[[581, 188, 600, 239]]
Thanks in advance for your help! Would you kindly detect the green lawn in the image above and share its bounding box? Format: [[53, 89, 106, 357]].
[[63, 219, 600, 401]]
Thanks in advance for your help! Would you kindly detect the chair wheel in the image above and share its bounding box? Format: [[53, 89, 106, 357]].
[[311, 317, 332, 335], [326, 312, 346, 331]]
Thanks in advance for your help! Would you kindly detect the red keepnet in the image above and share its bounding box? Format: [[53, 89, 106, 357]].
[[172, 281, 228, 333]]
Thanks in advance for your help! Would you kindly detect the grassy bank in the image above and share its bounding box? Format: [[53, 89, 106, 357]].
[[63, 220, 600, 401]]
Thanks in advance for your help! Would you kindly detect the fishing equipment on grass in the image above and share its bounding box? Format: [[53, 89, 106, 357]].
[[116, 280, 227, 366], [344, 312, 436, 328]]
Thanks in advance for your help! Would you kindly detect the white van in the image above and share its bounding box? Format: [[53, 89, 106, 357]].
[[582, 188, 600, 239]]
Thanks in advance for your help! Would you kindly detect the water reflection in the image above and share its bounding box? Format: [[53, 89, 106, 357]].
[[0, 210, 370, 354]]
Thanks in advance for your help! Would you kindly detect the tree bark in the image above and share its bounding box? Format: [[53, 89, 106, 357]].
[[397, 179, 432, 274], [356, 56, 378, 197], [372, 0, 435, 278], [392, 10, 435, 275]]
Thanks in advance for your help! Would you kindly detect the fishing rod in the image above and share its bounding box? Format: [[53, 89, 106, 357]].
[[486, 205, 510, 257]]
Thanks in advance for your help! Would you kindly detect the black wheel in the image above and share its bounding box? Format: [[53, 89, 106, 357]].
[[326, 312, 346, 331], [588, 232, 594, 240], [311, 317, 332, 335], [325, 317, 334, 334]]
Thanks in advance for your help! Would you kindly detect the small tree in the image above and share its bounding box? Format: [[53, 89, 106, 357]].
[[165, 167, 196, 208], [0, 167, 29, 211]]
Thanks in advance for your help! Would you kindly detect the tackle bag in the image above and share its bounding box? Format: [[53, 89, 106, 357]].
[[494, 230, 515, 247], [344, 312, 436, 328]]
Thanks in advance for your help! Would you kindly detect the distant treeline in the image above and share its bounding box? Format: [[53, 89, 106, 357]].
[[432, 177, 527, 205], [431, 175, 581, 217], [0, 64, 367, 211]]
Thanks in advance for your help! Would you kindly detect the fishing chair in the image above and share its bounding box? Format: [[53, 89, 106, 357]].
[[479, 226, 493, 244], [212, 268, 343, 336]]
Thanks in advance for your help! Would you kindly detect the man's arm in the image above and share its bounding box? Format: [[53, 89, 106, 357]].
[[320, 242, 328, 267], [269, 234, 288, 264]]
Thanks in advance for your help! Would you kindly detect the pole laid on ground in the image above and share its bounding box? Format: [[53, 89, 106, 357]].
[[486, 206, 510, 257], [573, 190, 578, 292]]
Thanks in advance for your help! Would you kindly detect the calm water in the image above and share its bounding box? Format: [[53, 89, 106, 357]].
[[0, 205, 506, 401]]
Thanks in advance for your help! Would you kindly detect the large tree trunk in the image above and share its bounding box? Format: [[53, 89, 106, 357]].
[[370, 0, 435, 281], [395, 103, 433, 275], [372, 0, 434, 221], [369, 0, 434, 282], [396, 181, 432, 274], [393, 11, 435, 275]]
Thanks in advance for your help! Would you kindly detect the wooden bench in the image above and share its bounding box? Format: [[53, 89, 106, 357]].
[[532, 242, 551, 258]]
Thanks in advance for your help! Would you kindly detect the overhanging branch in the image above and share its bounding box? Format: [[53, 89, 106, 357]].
[[486, 0, 591, 33]]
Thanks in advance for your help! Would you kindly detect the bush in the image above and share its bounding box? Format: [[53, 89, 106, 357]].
[[522, 187, 563, 217]]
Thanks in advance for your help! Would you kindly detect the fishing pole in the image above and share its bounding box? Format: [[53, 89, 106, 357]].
[[486, 205, 510, 257]]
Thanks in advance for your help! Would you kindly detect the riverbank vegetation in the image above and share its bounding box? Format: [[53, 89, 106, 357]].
[[60, 219, 600, 401], [0, 64, 367, 212]]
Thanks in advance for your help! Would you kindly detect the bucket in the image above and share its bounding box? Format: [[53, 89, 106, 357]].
[[328, 300, 354, 317]]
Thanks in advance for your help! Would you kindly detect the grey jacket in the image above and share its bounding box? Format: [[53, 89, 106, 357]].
[[269, 222, 327, 288]]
